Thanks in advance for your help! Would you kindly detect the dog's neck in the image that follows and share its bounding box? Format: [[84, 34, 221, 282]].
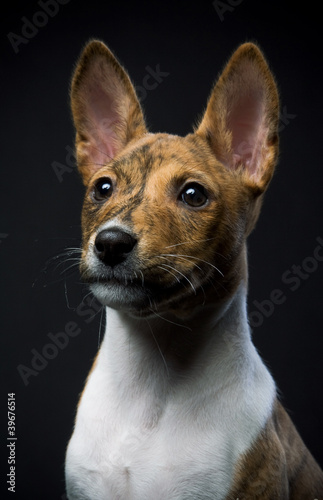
[[100, 277, 253, 396]]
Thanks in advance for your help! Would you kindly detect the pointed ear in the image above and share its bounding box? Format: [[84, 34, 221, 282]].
[[71, 40, 147, 185], [196, 43, 279, 193]]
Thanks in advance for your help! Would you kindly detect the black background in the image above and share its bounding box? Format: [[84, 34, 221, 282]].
[[1, 1, 323, 498]]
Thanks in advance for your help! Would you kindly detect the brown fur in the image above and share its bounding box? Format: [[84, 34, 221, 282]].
[[79, 131, 252, 315], [70, 40, 323, 495], [226, 400, 323, 499]]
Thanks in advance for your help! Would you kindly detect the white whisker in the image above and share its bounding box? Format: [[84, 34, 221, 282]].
[[56, 257, 81, 268], [157, 265, 181, 284], [158, 264, 196, 295], [164, 237, 216, 249], [98, 305, 105, 348], [159, 254, 203, 272], [148, 309, 192, 332], [139, 270, 145, 287], [165, 254, 224, 278], [59, 261, 81, 276], [64, 279, 72, 309], [145, 319, 170, 376]]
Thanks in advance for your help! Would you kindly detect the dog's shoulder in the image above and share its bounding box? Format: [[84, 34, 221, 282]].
[[227, 399, 323, 499]]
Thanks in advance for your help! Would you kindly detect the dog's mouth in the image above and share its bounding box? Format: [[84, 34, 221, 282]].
[[81, 264, 206, 317]]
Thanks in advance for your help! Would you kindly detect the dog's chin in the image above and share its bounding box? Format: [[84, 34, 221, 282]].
[[90, 282, 153, 317], [89, 279, 199, 318]]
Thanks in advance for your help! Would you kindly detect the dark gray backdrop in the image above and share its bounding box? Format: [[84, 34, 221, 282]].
[[1, 1, 323, 498]]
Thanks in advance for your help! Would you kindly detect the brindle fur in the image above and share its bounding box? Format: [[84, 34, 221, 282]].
[[227, 401, 323, 499], [69, 40, 323, 497]]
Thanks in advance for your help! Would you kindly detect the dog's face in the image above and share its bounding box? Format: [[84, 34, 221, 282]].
[[71, 41, 279, 317]]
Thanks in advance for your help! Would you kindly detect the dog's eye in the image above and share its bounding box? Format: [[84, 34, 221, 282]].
[[92, 177, 113, 202], [180, 183, 208, 207]]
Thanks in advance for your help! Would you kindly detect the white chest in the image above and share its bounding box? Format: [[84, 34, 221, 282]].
[[66, 375, 238, 500], [65, 301, 275, 500]]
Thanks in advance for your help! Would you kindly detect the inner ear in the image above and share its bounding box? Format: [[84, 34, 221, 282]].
[[71, 40, 147, 185], [228, 88, 267, 175], [196, 43, 279, 192], [78, 71, 124, 164]]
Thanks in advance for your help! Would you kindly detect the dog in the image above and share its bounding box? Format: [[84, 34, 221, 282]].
[[65, 40, 323, 499]]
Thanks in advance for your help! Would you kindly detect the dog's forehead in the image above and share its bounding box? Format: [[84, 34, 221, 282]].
[[109, 133, 217, 181]]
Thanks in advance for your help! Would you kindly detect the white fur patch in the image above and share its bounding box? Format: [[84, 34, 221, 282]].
[[65, 285, 275, 499]]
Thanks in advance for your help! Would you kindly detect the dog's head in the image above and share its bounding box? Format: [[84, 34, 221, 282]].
[[70, 41, 279, 317]]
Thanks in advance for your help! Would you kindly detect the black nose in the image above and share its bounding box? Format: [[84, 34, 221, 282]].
[[94, 228, 137, 267]]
